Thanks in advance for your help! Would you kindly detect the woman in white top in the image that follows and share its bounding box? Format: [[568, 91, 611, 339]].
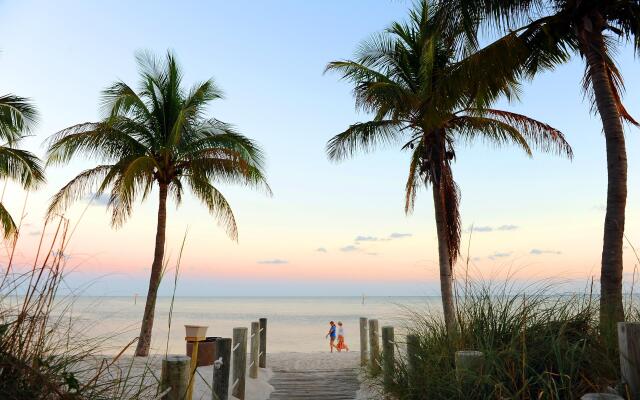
[[336, 321, 350, 352]]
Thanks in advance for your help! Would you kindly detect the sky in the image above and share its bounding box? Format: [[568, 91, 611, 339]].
[[0, 0, 638, 296]]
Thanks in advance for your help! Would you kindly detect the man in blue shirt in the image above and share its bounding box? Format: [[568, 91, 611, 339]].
[[325, 321, 337, 353]]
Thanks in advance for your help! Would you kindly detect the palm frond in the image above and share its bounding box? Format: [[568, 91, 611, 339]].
[[47, 165, 113, 217], [326, 120, 404, 161], [109, 156, 157, 227], [405, 140, 426, 213], [46, 121, 148, 166], [442, 164, 461, 265], [481, 109, 573, 158], [581, 46, 639, 127], [0, 200, 17, 239], [187, 174, 238, 240], [0, 94, 38, 143], [0, 146, 46, 189]]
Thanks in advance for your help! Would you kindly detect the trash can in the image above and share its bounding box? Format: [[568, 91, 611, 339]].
[[186, 336, 221, 367]]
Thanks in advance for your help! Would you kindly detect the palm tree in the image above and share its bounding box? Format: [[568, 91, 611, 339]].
[[0, 94, 45, 237], [325, 0, 573, 333], [440, 0, 639, 338], [46, 51, 270, 356]]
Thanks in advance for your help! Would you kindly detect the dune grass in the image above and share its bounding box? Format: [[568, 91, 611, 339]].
[[0, 217, 158, 399], [367, 280, 626, 399]]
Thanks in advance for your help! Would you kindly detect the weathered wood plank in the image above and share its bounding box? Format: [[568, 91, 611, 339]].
[[269, 368, 359, 400]]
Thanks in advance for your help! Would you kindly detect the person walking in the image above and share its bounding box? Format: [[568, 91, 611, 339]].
[[336, 321, 350, 352], [325, 321, 337, 352]]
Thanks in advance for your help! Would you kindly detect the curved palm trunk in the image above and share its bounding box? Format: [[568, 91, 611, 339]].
[[135, 183, 168, 357], [432, 182, 458, 334], [584, 30, 627, 336]]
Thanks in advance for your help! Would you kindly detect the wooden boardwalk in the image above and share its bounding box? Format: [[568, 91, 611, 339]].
[[269, 367, 360, 400]]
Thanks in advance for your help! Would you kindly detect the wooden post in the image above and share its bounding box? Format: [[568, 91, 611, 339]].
[[186, 341, 199, 400], [259, 318, 267, 368], [618, 322, 640, 399], [212, 338, 231, 400], [160, 355, 190, 400], [455, 350, 485, 383], [359, 317, 369, 367], [406, 334, 420, 377], [381, 326, 395, 389], [368, 319, 380, 375], [232, 327, 248, 400], [250, 321, 260, 379], [581, 395, 624, 399]]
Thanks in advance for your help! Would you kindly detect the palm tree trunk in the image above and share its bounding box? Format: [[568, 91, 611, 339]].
[[583, 30, 627, 335], [432, 182, 458, 334], [135, 183, 168, 356]]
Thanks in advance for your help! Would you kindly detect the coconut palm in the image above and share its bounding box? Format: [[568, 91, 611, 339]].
[[46, 51, 270, 356], [440, 0, 639, 338], [325, 0, 573, 333], [0, 94, 44, 237]]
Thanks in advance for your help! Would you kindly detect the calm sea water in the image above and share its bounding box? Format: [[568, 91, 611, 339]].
[[60, 296, 441, 354]]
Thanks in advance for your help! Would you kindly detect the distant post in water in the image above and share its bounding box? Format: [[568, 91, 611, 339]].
[[359, 317, 369, 367], [250, 321, 260, 379], [232, 327, 248, 400], [618, 322, 640, 399], [259, 318, 267, 368], [368, 319, 380, 374], [381, 326, 395, 389], [160, 355, 190, 400], [212, 338, 231, 400]]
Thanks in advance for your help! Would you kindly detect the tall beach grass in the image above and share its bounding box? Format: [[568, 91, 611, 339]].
[[0, 216, 159, 399], [367, 279, 629, 399]]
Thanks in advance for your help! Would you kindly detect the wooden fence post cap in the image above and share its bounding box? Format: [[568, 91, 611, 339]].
[[455, 350, 484, 357]]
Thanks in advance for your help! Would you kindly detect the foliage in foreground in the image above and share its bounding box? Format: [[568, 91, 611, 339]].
[[369, 283, 622, 400], [0, 218, 156, 399]]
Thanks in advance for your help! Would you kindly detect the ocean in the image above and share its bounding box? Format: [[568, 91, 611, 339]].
[[62, 296, 442, 354]]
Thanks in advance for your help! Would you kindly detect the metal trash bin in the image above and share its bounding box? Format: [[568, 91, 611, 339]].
[[186, 336, 221, 367]]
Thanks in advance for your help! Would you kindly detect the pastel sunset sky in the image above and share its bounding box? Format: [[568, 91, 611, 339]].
[[1, 1, 638, 296]]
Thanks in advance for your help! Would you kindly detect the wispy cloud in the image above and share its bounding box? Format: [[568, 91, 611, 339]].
[[389, 232, 412, 239], [489, 252, 512, 260], [28, 230, 42, 236], [316, 247, 327, 253], [530, 249, 562, 255], [366, 252, 379, 256], [468, 225, 518, 233], [257, 259, 288, 265], [355, 235, 378, 242], [340, 245, 358, 252]]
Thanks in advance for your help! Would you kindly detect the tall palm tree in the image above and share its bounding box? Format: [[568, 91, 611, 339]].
[[325, 0, 573, 333], [0, 94, 45, 237], [46, 51, 270, 356], [440, 0, 639, 338]]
